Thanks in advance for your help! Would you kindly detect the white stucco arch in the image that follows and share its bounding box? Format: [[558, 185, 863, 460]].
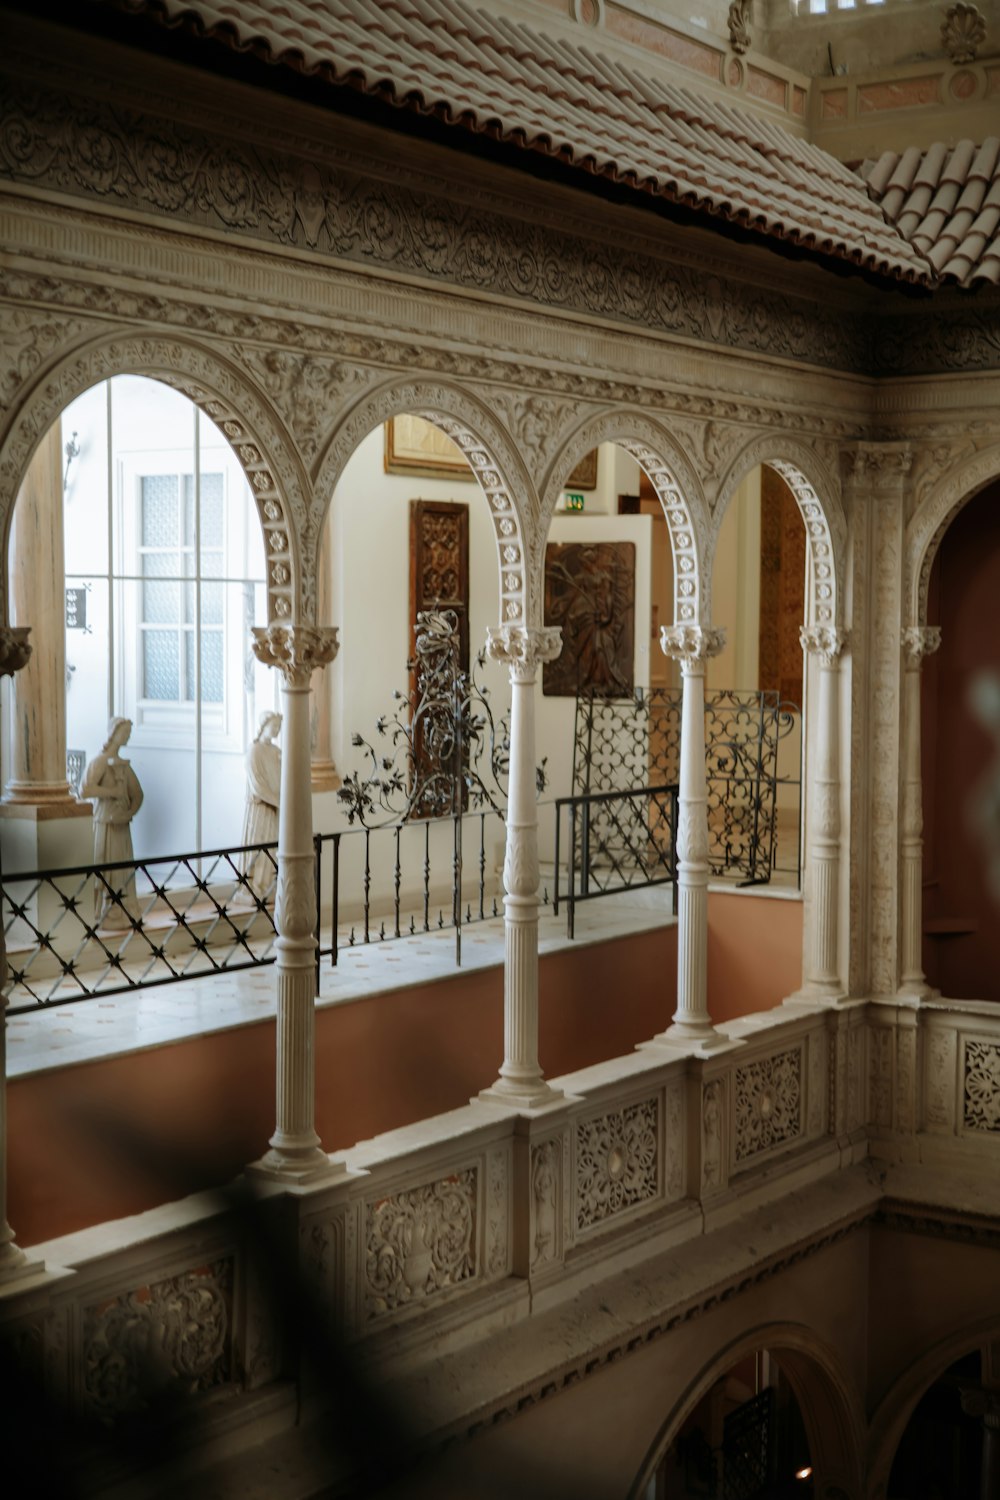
[[629, 1321, 865, 1500], [313, 378, 538, 628], [906, 444, 1000, 627], [539, 409, 710, 627], [0, 328, 307, 624], [713, 436, 846, 631]]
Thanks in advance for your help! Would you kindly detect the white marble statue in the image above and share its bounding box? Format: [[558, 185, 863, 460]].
[[81, 716, 144, 929], [241, 711, 282, 899]]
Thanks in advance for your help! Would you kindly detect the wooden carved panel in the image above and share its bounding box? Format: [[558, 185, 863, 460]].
[[759, 465, 805, 706], [543, 541, 635, 697], [409, 500, 470, 811]]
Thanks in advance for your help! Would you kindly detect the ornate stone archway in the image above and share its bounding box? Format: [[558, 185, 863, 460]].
[[539, 409, 709, 627], [630, 1322, 865, 1500], [906, 444, 1000, 627], [312, 378, 537, 628], [0, 328, 308, 623], [713, 435, 846, 632]]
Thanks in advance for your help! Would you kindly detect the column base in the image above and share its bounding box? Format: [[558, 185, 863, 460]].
[[247, 1145, 341, 1185], [643, 1022, 732, 1055], [0, 1241, 44, 1287], [783, 984, 849, 1011], [895, 982, 939, 1006], [310, 760, 342, 793], [477, 1078, 564, 1111]]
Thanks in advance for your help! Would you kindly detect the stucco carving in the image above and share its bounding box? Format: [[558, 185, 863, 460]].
[[234, 346, 375, 469], [486, 1148, 510, 1280], [906, 443, 1000, 625], [0, 321, 308, 622], [364, 1168, 477, 1319], [924, 1027, 956, 1132], [964, 1038, 1000, 1133], [734, 1048, 803, 1162], [486, 624, 562, 682], [530, 1139, 559, 1268], [576, 1098, 659, 1231], [83, 1258, 232, 1417], [539, 411, 710, 626], [314, 379, 536, 625], [869, 1026, 894, 1130], [252, 624, 339, 687]]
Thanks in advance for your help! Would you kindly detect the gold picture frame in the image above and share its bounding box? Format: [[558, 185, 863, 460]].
[[384, 415, 474, 482]]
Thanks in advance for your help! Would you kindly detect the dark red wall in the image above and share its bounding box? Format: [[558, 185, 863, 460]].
[[922, 479, 1000, 1000]]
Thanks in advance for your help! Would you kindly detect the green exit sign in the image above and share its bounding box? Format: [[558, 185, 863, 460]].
[[566, 493, 585, 512]]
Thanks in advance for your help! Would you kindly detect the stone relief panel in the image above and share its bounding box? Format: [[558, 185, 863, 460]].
[[906, 443, 1000, 626], [82, 1257, 233, 1419], [234, 346, 375, 471], [848, 1016, 865, 1133], [530, 1138, 561, 1270], [895, 1022, 917, 1136], [734, 1048, 803, 1164], [963, 1038, 1000, 1134], [664, 1079, 685, 1203], [485, 1146, 511, 1281], [807, 1028, 827, 1139], [702, 1078, 725, 1192], [364, 1169, 477, 1321], [869, 1025, 894, 1130], [300, 1215, 344, 1326], [575, 1097, 659, 1233], [925, 1027, 958, 1134]]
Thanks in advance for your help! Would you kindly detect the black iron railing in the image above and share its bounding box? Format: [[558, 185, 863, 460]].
[[553, 783, 678, 939], [573, 687, 801, 886]]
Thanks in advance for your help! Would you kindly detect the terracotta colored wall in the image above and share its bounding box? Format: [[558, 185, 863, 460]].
[[9, 893, 800, 1247], [922, 480, 1000, 1001]]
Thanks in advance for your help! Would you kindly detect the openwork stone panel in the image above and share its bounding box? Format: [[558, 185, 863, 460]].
[[963, 1038, 1000, 1133], [82, 1258, 233, 1418], [364, 1169, 477, 1320], [734, 1048, 802, 1164], [576, 1096, 659, 1232]]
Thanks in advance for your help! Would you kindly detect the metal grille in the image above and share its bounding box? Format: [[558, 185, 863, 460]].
[[553, 783, 677, 938], [572, 688, 800, 885], [722, 1387, 774, 1500]]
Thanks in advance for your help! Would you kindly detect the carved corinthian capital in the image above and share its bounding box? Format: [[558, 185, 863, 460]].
[[0, 627, 32, 676], [252, 624, 340, 686], [902, 625, 942, 663], [660, 624, 726, 664], [800, 625, 847, 665], [486, 624, 562, 681]]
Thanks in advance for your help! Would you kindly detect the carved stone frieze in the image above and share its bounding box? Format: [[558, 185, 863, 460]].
[[82, 1258, 233, 1417], [0, 75, 878, 374], [871, 307, 1000, 376], [576, 1097, 659, 1232], [734, 1048, 803, 1163], [364, 1169, 477, 1319], [963, 1038, 1000, 1133]]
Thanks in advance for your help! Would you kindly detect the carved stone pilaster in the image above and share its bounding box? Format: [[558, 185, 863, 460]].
[[654, 624, 726, 1044], [899, 625, 941, 996], [251, 623, 340, 687]]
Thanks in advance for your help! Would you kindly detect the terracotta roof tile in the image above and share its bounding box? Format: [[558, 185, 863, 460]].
[[866, 136, 1000, 288], [96, 0, 932, 285]]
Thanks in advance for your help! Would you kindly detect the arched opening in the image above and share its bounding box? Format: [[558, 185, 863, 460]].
[[921, 476, 1000, 1001], [886, 1350, 986, 1498]]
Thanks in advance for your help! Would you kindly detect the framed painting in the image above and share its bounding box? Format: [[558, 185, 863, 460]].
[[543, 540, 635, 697], [385, 415, 474, 481], [566, 448, 599, 491]]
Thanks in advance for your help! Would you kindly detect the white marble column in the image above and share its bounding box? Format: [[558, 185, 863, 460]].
[[251, 622, 339, 1178], [899, 625, 941, 997], [310, 520, 340, 792], [658, 624, 725, 1042], [0, 626, 40, 1282], [798, 625, 848, 1000], [480, 623, 562, 1107]]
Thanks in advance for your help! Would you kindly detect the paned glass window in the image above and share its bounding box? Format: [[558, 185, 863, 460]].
[[138, 472, 225, 704]]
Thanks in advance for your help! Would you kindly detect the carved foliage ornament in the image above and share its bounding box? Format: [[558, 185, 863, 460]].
[[964, 1039, 1000, 1133], [660, 624, 726, 665], [487, 623, 562, 681], [576, 1097, 659, 1231], [942, 2, 987, 63], [252, 623, 340, 686], [365, 1168, 477, 1319], [83, 1259, 232, 1417], [734, 1048, 802, 1162], [902, 625, 942, 663], [531, 1139, 559, 1268], [799, 625, 848, 665]]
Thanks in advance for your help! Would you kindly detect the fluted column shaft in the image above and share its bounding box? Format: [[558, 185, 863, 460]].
[[899, 626, 940, 995], [310, 519, 340, 792], [481, 624, 561, 1106], [800, 626, 847, 998], [251, 623, 339, 1176], [0, 626, 36, 1281], [660, 624, 725, 1040]]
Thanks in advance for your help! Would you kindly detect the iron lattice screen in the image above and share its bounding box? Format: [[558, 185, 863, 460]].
[[722, 1386, 774, 1500], [572, 688, 800, 885]]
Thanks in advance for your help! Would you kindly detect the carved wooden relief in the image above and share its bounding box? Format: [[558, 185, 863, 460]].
[[543, 541, 635, 697], [409, 500, 470, 811], [759, 465, 805, 705]]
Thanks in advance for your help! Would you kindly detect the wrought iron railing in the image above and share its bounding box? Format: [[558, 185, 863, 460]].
[[3, 839, 280, 1012], [553, 783, 678, 939], [572, 687, 801, 886]]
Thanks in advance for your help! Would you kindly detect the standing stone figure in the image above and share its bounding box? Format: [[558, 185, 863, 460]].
[[241, 711, 282, 900], [81, 717, 144, 929]]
